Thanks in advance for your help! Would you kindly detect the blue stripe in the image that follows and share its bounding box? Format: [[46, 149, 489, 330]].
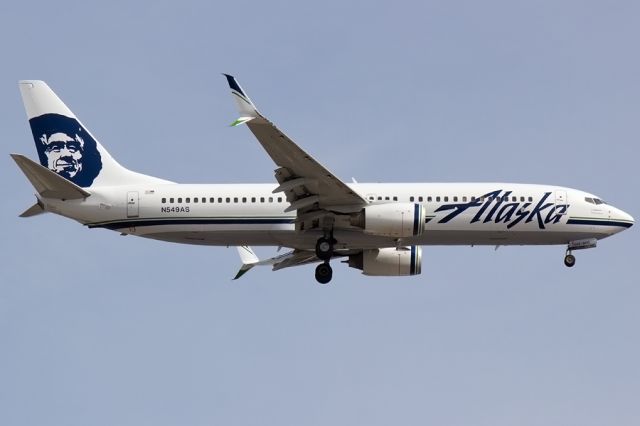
[[410, 245, 416, 275], [567, 219, 633, 228], [413, 204, 420, 235], [223, 74, 247, 97], [88, 217, 295, 230]]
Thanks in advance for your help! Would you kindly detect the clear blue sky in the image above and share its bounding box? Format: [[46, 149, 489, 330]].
[[1, 1, 638, 425]]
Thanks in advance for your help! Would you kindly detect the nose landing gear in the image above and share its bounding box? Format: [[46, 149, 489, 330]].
[[563, 238, 597, 268], [564, 251, 576, 267]]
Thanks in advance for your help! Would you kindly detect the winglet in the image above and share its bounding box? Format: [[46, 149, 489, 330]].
[[233, 246, 260, 280], [223, 74, 259, 126]]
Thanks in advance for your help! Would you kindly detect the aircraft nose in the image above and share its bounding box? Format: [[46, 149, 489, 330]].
[[615, 208, 634, 229]]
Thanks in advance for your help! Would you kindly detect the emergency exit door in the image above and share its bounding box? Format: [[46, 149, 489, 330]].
[[127, 191, 139, 217]]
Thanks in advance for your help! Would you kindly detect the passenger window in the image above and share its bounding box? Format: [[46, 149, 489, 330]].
[[512, 196, 517, 202], [418, 196, 424, 202], [393, 196, 398, 201], [277, 197, 282, 202], [242, 197, 247, 203], [385, 196, 390, 201], [269, 197, 273, 203], [260, 197, 265, 203], [210, 197, 214, 203], [444, 196, 449, 202], [234, 197, 238, 203], [369, 196, 375, 201], [436, 196, 441, 202], [528, 196, 533, 202], [410, 196, 414, 202], [177, 198, 182, 203], [520, 196, 525, 202], [378, 196, 382, 200], [453, 196, 458, 202], [251, 197, 256, 203], [471, 196, 476, 202], [202, 197, 206, 203], [219, 197, 223, 203], [161, 198, 166, 203], [186, 198, 190, 203], [194, 198, 198, 203], [169, 198, 174, 203], [427, 196, 432, 202], [225, 197, 230, 203], [462, 196, 467, 202]]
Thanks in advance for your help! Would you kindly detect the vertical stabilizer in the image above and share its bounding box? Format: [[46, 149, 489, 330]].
[[19, 81, 170, 188]]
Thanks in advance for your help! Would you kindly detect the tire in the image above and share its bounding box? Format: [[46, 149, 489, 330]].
[[564, 254, 576, 268], [315, 263, 333, 284], [315, 238, 334, 261]]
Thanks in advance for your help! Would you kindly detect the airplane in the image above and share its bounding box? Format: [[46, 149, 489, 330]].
[[12, 76, 634, 284]]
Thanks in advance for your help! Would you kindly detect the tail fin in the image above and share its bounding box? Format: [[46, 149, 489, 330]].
[[19, 81, 169, 188]]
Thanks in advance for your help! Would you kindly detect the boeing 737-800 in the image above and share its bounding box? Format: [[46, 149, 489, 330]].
[[12, 76, 633, 283]]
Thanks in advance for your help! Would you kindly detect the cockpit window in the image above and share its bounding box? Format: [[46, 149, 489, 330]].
[[585, 197, 606, 205]]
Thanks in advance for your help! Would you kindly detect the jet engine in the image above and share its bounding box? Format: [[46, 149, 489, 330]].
[[350, 203, 426, 238], [348, 246, 422, 276]]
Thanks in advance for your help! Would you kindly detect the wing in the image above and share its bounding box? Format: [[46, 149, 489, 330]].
[[223, 75, 367, 222]]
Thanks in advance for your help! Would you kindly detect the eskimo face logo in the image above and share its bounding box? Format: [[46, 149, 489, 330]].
[[40, 132, 84, 178], [29, 113, 102, 187]]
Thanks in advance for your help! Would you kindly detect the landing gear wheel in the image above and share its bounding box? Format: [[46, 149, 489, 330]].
[[315, 262, 333, 284], [315, 237, 334, 261], [564, 253, 576, 268]]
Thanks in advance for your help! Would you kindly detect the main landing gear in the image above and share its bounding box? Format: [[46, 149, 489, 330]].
[[315, 235, 336, 284], [315, 262, 333, 284]]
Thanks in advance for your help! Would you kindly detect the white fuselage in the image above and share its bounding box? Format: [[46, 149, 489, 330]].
[[41, 182, 633, 251]]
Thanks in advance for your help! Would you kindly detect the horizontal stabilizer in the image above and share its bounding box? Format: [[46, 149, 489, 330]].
[[232, 245, 329, 279], [11, 154, 91, 199], [233, 246, 260, 280], [19, 201, 46, 217]]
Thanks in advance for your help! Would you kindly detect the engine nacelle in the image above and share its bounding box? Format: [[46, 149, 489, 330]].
[[350, 203, 426, 238], [348, 246, 422, 276]]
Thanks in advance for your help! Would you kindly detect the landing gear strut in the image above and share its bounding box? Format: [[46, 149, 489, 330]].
[[564, 250, 576, 267], [315, 262, 333, 284]]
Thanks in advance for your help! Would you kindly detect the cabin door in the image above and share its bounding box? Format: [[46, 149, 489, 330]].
[[127, 191, 139, 218], [555, 190, 567, 214]]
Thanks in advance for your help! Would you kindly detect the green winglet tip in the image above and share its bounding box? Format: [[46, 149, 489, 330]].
[[230, 117, 254, 127]]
